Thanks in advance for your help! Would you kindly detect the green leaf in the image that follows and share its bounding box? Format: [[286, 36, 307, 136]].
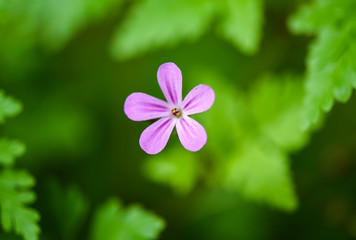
[[110, 0, 218, 60], [218, 0, 264, 55], [0, 139, 26, 167], [0, 169, 40, 240], [247, 74, 308, 151], [0, 90, 22, 124], [223, 76, 303, 210], [144, 146, 200, 195], [201, 72, 305, 210], [200, 73, 249, 160], [289, 0, 356, 130], [110, 0, 266, 59], [90, 198, 165, 240], [224, 139, 297, 211]]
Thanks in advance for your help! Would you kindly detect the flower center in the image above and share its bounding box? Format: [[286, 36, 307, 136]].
[[171, 107, 182, 118]]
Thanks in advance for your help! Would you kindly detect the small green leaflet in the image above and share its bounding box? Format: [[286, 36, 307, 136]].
[[0, 139, 26, 167], [90, 198, 165, 240], [218, 0, 263, 55], [0, 90, 22, 124]]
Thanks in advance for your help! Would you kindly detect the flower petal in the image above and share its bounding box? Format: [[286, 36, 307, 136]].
[[182, 84, 215, 115], [157, 62, 182, 105], [176, 116, 207, 152], [139, 117, 176, 154], [124, 93, 169, 121]]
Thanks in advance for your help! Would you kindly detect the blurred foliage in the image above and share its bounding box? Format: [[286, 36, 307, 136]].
[[144, 146, 201, 195], [214, 74, 306, 211], [0, 0, 355, 239], [111, 0, 218, 60], [289, 0, 356, 130], [47, 181, 90, 240], [111, 0, 264, 60], [0, 0, 124, 77]]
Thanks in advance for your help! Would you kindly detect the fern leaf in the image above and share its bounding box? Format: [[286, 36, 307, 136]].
[[289, 0, 356, 129], [0, 169, 40, 240]]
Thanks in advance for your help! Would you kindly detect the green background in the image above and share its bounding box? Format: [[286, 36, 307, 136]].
[[1, 0, 356, 239]]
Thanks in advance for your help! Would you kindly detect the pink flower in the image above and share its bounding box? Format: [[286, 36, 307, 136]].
[[124, 62, 215, 154]]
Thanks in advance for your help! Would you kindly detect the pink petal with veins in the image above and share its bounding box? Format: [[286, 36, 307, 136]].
[[124, 92, 169, 121], [182, 84, 215, 116], [139, 117, 177, 154], [157, 62, 182, 105], [176, 116, 207, 152]]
